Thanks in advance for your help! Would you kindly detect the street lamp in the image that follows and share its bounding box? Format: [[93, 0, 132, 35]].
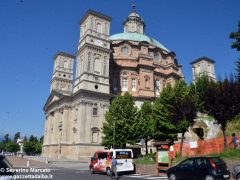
[[193, 66, 197, 94], [112, 117, 116, 149]]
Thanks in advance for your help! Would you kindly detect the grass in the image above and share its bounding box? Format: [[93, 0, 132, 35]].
[[134, 149, 240, 165], [171, 148, 240, 166], [134, 154, 156, 165], [226, 114, 240, 136], [208, 148, 240, 160]]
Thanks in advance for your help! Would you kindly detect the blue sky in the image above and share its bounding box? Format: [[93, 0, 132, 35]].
[[0, 0, 239, 138]]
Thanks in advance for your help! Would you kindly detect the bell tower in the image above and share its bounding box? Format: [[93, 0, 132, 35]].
[[74, 10, 111, 93], [191, 56, 216, 83], [50, 52, 75, 93]]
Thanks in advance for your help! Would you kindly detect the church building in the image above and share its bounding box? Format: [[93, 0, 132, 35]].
[[42, 5, 184, 160]]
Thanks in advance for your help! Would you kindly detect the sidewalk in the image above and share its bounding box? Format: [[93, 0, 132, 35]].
[[7, 156, 49, 168], [29, 155, 90, 170], [8, 155, 90, 170]]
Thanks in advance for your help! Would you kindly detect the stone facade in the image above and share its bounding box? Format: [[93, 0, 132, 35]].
[[110, 38, 184, 107], [191, 56, 216, 82], [42, 6, 184, 160]]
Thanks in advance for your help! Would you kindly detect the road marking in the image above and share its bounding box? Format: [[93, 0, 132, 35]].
[[49, 168, 62, 171], [124, 174, 168, 179], [126, 174, 151, 177], [74, 171, 88, 173], [146, 177, 168, 179]]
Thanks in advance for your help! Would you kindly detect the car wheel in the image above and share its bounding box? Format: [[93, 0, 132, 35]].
[[168, 173, 177, 180], [106, 168, 111, 176], [205, 174, 215, 180], [90, 167, 95, 174], [237, 174, 240, 180]]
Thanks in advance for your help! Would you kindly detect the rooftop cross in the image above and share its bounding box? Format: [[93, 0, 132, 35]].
[[132, 3, 136, 13]]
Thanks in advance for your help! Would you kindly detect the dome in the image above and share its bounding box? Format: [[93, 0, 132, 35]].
[[110, 32, 170, 52]]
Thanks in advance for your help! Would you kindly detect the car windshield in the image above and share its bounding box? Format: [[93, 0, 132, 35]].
[[98, 153, 108, 159], [115, 151, 132, 159]]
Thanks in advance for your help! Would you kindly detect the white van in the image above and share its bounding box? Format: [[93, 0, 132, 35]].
[[89, 148, 135, 176], [112, 149, 135, 174]]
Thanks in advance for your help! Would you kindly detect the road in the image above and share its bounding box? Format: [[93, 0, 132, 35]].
[[6, 156, 168, 180], [14, 167, 168, 180]]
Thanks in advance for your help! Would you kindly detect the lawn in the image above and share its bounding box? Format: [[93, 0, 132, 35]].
[[135, 148, 240, 165], [172, 148, 240, 165]]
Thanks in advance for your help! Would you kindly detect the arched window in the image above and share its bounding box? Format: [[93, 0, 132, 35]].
[[122, 77, 128, 91], [63, 61, 68, 69], [91, 127, 100, 143], [154, 52, 161, 61], [87, 52, 91, 71], [103, 58, 107, 75], [121, 46, 129, 55], [94, 57, 101, 74], [144, 76, 150, 89], [132, 78, 136, 91], [92, 103, 98, 116], [80, 56, 84, 74], [96, 23, 102, 33], [113, 78, 118, 91], [81, 24, 87, 36], [155, 80, 161, 96]]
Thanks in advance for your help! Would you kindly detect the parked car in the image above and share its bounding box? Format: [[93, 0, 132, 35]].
[[232, 164, 240, 180], [0, 155, 14, 180], [166, 156, 230, 180]]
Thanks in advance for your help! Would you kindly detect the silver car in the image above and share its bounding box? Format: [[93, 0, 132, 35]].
[[0, 155, 14, 180], [232, 164, 240, 180]]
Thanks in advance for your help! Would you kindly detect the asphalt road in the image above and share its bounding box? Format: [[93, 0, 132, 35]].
[[13, 167, 168, 180]]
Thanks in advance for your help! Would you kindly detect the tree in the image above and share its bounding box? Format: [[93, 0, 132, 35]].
[[3, 134, 10, 143], [23, 141, 35, 155], [5, 142, 20, 153], [39, 136, 44, 143], [190, 75, 211, 112], [35, 142, 42, 154], [235, 58, 240, 82], [35, 136, 43, 154], [29, 135, 38, 144], [152, 85, 177, 143], [152, 81, 197, 156], [230, 21, 240, 51], [23, 136, 28, 142], [102, 92, 138, 148], [0, 142, 5, 152], [14, 132, 20, 142], [23, 135, 42, 155], [230, 21, 240, 81], [170, 81, 197, 156], [134, 101, 153, 154], [204, 78, 240, 150]]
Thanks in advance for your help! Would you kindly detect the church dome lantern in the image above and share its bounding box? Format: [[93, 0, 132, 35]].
[[123, 4, 145, 34]]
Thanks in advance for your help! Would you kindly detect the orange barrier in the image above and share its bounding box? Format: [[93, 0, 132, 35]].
[[170, 135, 240, 158]]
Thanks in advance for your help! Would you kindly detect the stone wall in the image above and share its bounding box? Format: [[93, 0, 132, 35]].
[[135, 164, 157, 176]]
